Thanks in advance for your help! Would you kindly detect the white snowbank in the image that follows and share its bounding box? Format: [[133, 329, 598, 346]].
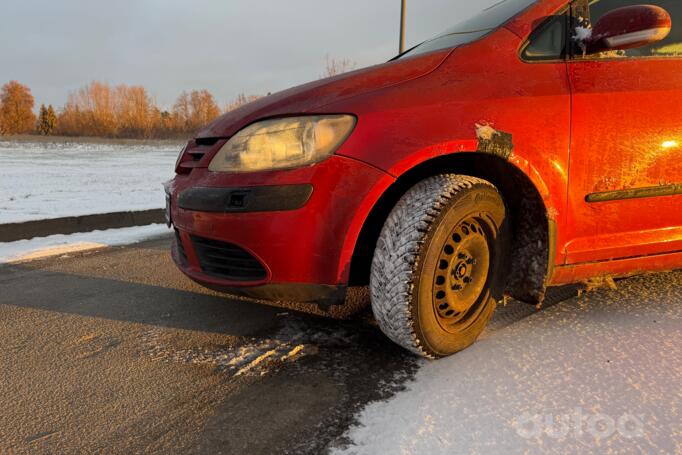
[[0, 140, 179, 224], [0, 224, 170, 263]]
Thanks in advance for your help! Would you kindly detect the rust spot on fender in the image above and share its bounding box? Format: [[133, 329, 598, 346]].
[[475, 123, 514, 160]]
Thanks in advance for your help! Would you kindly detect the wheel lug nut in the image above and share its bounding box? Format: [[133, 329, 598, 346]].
[[463, 277, 472, 284], [452, 284, 462, 291], [458, 253, 467, 260]]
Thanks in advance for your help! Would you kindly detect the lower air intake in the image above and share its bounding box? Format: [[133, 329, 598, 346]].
[[191, 235, 267, 282], [174, 229, 188, 266]]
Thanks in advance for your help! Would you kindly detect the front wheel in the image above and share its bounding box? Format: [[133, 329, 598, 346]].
[[370, 174, 508, 358]]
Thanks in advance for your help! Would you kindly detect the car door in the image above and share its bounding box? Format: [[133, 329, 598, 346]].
[[564, 0, 682, 265]]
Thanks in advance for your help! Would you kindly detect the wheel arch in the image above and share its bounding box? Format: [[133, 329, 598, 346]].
[[347, 151, 553, 304]]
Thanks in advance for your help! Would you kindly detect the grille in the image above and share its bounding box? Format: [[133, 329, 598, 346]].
[[186, 145, 212, 162], [191, 235, 267, 282], [188, 138, 220, 161], [174, 229, 188, 265]]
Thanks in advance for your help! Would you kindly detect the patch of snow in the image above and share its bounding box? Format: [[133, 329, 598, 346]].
[[475, 123, 499, 141], [281, 344, 306, 361], [0, 224, 170, 263], [140, 315, 362, 378], [574, 26, 593, 42], [332, 271, 682, 454], [0, 140, 179, 224], [235, 349, 279, 376], [546, 206, 560, 221]]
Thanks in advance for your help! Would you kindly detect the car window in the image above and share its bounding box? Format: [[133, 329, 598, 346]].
[[398, 0, 538, 59], [522, 14, 568, 60], [586, 0, 681, 58]]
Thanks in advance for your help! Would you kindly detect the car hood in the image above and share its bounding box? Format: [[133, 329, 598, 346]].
[[196, 49, 451, 139]]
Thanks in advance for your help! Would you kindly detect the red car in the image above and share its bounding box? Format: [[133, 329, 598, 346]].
[[166, 0, 682, 358]]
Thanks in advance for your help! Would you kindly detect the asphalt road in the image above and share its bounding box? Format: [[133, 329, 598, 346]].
[[0, 235, 421, 454], [0, 234, 679, 454]]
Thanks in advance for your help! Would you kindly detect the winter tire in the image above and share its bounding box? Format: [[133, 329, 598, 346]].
[[370, 174, 508, 358]]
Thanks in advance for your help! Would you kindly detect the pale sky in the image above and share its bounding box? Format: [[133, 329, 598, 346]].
[[1, 1, 497, 109]]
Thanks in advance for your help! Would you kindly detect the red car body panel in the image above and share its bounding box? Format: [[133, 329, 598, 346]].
[[168, 155, 393, 288], [565, 57, 682, 264], [196, 50, 452, 140], [168, 0, 682, 304], [329, 25, 572, 265]]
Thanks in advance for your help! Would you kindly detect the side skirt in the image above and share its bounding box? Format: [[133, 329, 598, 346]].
[[550, 249, 682, 285]]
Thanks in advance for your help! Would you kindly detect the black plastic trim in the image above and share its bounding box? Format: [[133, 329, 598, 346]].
[[586, 184, 682, 203], [178, 184, 313, 213], [174, 229, 188, 266], [203, 282, 347, 310], [191, 235, 268, 282], [519, 10, 569, 63]]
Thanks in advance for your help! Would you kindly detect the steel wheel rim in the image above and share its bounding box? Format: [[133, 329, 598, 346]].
[[432, 217, 491, 332]]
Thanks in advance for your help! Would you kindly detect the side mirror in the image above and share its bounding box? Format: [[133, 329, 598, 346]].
[[585, 5, 672, 55]]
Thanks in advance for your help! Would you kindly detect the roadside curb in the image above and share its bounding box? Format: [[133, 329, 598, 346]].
[[0, 209, 166, 242]]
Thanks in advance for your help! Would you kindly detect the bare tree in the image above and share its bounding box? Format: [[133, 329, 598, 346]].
[[320, 55, 357, 79], [225, 93, 262, 113], [55, 82, 223, 139], [57, 82, 158, 138], [172, 89, 221, 134]]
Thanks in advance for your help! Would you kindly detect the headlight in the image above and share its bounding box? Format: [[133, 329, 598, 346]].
[[208, 115, 356, 173]]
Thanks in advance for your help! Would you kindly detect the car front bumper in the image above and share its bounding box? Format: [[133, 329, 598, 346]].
[[167, 155, 390, 307]]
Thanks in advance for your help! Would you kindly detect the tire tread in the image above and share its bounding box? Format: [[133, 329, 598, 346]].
[[370, 174, 496, 358]]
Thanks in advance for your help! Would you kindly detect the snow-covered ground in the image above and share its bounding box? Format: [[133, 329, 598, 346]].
[[334, 272, 682, 454], [0, 224, 170, 263], [0, 140, 180, 224]]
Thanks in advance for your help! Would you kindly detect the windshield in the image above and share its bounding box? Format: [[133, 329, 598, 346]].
[[398, 0, 538, 59]]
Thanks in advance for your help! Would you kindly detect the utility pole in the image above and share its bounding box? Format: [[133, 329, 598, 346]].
[[399, 0, 406, 53]]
